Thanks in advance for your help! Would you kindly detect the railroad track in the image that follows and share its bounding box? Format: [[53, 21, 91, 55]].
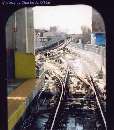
[[73, 73, 107, 130], [44, 67, 69, 130], [35, 39, 71, 54], [50, 67, 69, 130], [14, 69, 68, 130], [87, 75, 107, 130], [14, 67, 106, 130], [44, 70, 106, 130]]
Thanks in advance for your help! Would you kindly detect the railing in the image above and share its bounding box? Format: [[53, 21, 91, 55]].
[[71, 42, 106, 68], [74, 43, 105, 56]]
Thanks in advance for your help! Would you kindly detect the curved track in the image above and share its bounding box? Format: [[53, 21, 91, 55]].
[[14, 67, 106, 130], [45, 70, 106, 130], [87, 75, 107, 130], [50, 67, 69, 130]]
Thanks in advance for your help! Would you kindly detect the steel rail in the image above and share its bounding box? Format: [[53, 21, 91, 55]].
[[36, 38, 71, 54], [50, 67, 69, 130], [88, 75, 107, 130], [73, 73, 107, 130]]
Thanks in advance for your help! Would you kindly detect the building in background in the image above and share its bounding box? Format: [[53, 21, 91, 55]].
[[50, 26, 57, 32], [34, 26, 67, 50], [34, 29, 49, 49]]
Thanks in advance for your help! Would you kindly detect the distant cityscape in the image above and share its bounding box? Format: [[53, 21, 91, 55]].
[[34, 26, 68, 49]]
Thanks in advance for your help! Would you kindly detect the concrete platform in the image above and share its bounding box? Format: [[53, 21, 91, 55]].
[[8, 79, 38, 99], [7, 79, 25, 95], [8, 78, 44, 130], [8, 100, 25, 130]]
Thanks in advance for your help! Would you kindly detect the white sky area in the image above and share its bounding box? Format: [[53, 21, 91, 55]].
[[33, 5, 92, 34]]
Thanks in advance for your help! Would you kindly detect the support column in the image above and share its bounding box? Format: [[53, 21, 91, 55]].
[[25, 7, 29, 53]]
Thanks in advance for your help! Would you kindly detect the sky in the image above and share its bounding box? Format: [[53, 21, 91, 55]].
[[33, 5, 92, 34]]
